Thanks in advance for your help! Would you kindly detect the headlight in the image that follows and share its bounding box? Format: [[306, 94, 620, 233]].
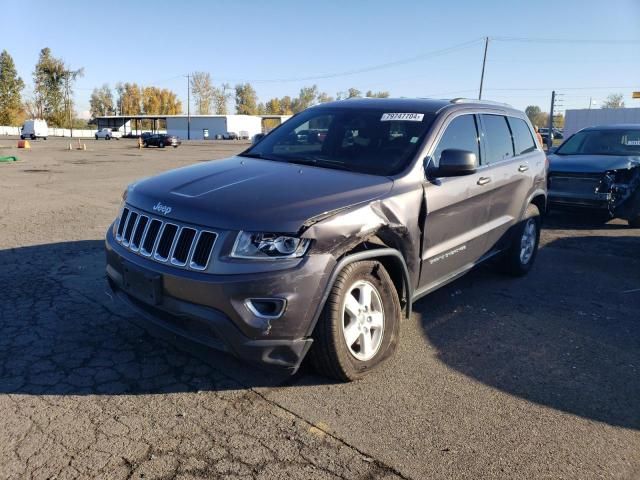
[[231, 231, 310, 259]]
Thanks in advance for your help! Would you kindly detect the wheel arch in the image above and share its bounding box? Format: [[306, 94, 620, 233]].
[[527, 190, 547, 217], [306, 248, 412, 337]]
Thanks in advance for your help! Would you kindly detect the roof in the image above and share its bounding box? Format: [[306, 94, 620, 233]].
[[581, 123, 640, 131], [313, 97, 517, 114], [94, 114, 290, 120]]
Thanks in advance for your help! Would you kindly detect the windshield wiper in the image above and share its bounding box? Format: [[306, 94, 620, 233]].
[[287, 157, 357, 172]]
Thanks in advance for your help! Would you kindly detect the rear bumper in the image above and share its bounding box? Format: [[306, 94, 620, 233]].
[[105, 228, 334, 374]]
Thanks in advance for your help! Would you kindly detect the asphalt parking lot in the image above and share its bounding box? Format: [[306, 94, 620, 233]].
[[1, 137, 639, 480]]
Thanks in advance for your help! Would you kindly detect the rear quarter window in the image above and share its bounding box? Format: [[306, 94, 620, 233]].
[[508, 117, 536, 155], [481, 115, 515, 164]]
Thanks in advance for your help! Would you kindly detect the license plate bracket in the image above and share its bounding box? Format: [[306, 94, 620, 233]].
[[122, 262, 162, 305]]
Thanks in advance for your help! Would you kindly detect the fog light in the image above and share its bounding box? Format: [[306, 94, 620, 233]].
[[244, 298, 287, 319]]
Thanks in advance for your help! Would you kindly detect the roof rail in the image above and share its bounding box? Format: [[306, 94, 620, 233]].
[[450, 98, 513, 108]]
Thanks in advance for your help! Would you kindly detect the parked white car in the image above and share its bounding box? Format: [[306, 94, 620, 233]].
[[20, 119, 48, 140], [95, 128, 122, 140]]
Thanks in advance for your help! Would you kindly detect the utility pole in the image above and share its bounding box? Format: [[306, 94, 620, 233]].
[[478, 37, 489, 100], [186, 74, 191, 140], [547, 90, 555, 148]]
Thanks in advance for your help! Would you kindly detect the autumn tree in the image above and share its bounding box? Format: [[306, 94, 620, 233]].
[[89, 84, 114, 118], [0, 50, 25, 125], [115, 82, 142, 115], [235, 83, 259, 114], [142, 86, 181, 114], [601, 93, 625, 109]]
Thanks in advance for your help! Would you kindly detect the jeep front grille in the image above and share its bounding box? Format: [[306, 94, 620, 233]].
[[115, 205, 217, 271]]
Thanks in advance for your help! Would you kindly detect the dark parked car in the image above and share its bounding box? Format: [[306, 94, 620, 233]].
[[106, 98, 546, 381], [143, 134, 181, 148], [538, 127, 554, 146], [547, 124, 640, 226]]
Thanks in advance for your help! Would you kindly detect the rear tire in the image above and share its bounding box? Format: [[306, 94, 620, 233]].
[[20, 135, 24, 140], [159, 142, 165, 148], [30, 134, 35, 140], [309, 260, 401, 381], [497, 204, 541, 276]]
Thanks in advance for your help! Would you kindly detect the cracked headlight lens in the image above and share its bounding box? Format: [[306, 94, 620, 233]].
[[231, 232, 310, 259]]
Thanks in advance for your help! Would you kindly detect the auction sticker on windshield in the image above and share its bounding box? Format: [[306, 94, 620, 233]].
[[380, 113, 424, 121]]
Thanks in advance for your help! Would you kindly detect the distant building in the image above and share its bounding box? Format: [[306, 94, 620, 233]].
[[94, 114, 291, 139], [564, 108, 640, 137]]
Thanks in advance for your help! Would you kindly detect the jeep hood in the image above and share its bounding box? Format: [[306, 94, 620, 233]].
[[126, 156, 393, 232], [548, 154, 640, 174]]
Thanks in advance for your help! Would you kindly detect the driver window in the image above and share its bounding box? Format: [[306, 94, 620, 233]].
[[432, 115, 480, 167]]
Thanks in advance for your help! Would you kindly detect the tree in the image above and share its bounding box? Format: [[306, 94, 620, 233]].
[[336, 88, 362, 100], [0, 50, 25, 125], [213, 83, 232, 114], [316, 91, 334, 104], [264, 97, 282, 114], [115, 82, 142, 115], [61, 66, 84, 130], [365, 90, 390, 98], [601, 93, 625, 109], [89, 84, 114, 118], [524, 105, 541, 125], [292, 85, 319, 113], [32, 48, 66, 125], [142, 86, 182, 114], [235, 83, 259, 114], [191, 72, 215, 115]]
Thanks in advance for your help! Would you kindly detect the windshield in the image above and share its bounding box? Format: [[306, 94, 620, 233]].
[[241, 107, 436, 175], [556, 129, 640, 156]]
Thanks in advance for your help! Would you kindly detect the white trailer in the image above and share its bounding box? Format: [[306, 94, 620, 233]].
[[564, 108, 640, 137]]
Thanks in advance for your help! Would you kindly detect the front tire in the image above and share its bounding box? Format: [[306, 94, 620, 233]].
[[159, 142, 165, 148], [309, 260, 401, 381], [498, 204, 541, 276]]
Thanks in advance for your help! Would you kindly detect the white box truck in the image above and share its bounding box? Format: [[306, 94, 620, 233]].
[[20, 119, 48, 140]]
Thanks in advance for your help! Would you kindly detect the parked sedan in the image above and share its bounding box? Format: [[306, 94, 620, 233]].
[[547, 124, 640, 226], [143, 134, 181, 148]]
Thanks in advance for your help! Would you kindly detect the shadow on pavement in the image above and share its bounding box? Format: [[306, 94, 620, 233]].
[[416, 234, 640, 430], [0, 240, 315, 396], [1, 235, 639, 431]]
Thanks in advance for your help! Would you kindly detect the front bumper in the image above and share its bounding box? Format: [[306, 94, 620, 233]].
[[548, 189, 611, 209], [105, 228, 335, 373]]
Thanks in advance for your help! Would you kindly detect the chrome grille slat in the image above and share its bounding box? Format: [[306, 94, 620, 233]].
[[130, 215, 149, 251], [122, 212, 139, 246], [115, 205, 217, 271]]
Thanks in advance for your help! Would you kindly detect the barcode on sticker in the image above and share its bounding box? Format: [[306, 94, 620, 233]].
[[381, 113, 424, 122], [626, 140, 640, 145]]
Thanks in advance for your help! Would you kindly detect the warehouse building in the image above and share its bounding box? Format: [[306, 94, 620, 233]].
[[564, 108, 640, 137], [94, 114, 291, 139]]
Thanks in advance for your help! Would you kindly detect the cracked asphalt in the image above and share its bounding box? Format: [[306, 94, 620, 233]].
[[0, 138, 638, 479]]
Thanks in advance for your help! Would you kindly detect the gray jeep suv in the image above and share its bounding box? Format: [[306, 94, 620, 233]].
[[105, 98, 547, 381]]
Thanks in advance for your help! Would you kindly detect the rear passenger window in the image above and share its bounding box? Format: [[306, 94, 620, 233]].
[[481, 115, 514, 164], [508, 117, 536, 155], [432, 115, 480, 166]]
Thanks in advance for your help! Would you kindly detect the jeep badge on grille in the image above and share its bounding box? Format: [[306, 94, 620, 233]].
[[153, 202, 172, 216]]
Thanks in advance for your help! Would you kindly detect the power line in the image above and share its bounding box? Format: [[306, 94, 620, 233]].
[[492, 36, 640, 45], [213, 38, 484, 84]]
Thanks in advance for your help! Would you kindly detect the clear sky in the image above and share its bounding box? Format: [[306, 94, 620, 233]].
[[3, 0, 640, 117]]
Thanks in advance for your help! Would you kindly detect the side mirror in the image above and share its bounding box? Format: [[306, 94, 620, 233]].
[[434, 149, 477, 177]]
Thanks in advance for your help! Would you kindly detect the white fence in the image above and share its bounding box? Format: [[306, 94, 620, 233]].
[[0, 126, 98, 138]]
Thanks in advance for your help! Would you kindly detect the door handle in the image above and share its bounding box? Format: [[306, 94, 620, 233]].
[[518, 165, 529, 172], [477, 177, 491, 186]]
